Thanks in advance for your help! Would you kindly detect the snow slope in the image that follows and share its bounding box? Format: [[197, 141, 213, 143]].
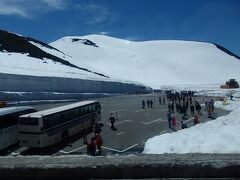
[[0, 29, 110, 81], [50, 35, 240, 88], [0, 30, 143, 85], [0, 51, 109, 81]]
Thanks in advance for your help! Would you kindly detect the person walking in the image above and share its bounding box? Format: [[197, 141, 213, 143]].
[[182, 104, 187, 119], [175, 103, 179, 113], [170, 103, 174, 113], [210, 99, 215, 112], [142, 100, 145, 109], [81, 125, 88, 145], [171, 115, 177, 131], [109, 113, 116, 131], [147, 99, 150, 108], [167, 112, 172, 129], [168, 103, 171, 113], [88, 137, 96, 156], [196, 102, 202, 116], [94, 122, 102, 134], [190, 104, 194, 116], [205, 100, 209, 111], [159, 97, 162, 105], [208, 105, 213, 118], [150, 99, 153, 108], [95, 134, 103, 156]]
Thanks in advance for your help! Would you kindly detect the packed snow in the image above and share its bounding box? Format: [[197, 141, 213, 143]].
[[0, 51, 139, 84], [143, 87, 240, 154], [50, 35, 240, 88]]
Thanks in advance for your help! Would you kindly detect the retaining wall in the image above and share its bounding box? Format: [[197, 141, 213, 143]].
[[0, 73, 146, 93], [0, 73, 148, 100], [0, 154, 239, 179]]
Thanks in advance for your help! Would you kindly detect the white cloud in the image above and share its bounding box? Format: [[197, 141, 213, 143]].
[[75, 3, 110, 24], [0, 0, 68, 18], [42, 0, 67, 9], [0, 3, 28, 17], [99, 31, 109, 35]]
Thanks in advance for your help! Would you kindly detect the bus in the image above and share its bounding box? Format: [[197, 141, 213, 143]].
[[0, 106, 37, 151], [18, 101, 101, 148]]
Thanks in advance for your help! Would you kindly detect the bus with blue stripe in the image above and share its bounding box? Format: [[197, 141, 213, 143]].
[[18, 101, 101, 148]]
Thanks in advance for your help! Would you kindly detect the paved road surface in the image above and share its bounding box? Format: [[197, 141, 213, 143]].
[[2, 94, 229, 156]]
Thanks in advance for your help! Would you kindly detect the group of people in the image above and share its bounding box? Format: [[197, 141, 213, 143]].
[[167, 112, 200, 131], [142, 99, 154, 109], [167, 113, 178, 131], [83, 122, 103, 156], [165, 90, 203, 131], [166, 91, 202, 118], [158, 97, 166, 105], [86, 112, 121, 155]]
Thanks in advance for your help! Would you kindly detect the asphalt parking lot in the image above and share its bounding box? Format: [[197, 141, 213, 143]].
[[2, 93, 229, 156]]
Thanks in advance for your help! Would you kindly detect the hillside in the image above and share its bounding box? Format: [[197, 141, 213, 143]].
[[0, 30, 109, 80], [0, 30, 148, 97], [50, 35, 240, 88]]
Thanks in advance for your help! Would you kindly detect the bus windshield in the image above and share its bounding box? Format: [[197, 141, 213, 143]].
[[19, 117, 39, 126]]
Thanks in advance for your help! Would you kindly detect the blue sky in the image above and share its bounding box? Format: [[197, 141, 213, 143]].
[[0, 0, 240, 55]]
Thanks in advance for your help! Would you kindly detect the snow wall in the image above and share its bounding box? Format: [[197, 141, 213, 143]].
[[0, 73, 149, 101]]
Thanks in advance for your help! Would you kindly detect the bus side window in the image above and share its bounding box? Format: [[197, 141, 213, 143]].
[[92, 104, 96, 112], [67, 110, 74, 121], [43, 115, 55, 129], [89, 105, 93, 113], [86, 106, 90, 114], [73, 109, 78, 119], [0, 114, 16, 129], [81, 107, 86, 116], [96, 103, 101, 114], [58, 112, 67, 124], [76, 108, 81, 117]]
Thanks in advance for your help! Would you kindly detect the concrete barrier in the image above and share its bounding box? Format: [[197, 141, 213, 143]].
[[0, 73, 147, 94], [0, 154, 240, 179]]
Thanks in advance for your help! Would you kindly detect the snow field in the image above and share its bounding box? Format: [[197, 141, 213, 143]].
[[143, 87, 240, 154], [50, 35, 240, 87]]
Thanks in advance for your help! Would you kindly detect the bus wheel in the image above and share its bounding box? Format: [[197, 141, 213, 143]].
[[61, 132, 69, 144]]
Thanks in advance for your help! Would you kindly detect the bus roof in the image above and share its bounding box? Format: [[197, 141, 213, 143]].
[[20, 100, 99, 118], [0, 106, 36, 116]]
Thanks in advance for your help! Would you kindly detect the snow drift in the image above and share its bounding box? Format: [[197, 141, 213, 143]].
[[143, 87, 240, 154]]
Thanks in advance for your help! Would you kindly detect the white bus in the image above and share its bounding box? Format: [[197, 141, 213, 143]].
[[18, 101, 101, 148], [0, 106, 37, 151]]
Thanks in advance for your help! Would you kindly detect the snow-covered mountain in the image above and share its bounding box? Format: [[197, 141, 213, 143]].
[[0, 30, 148, 98], [0, 30, 110, 80], [50, 35, 240, 88]]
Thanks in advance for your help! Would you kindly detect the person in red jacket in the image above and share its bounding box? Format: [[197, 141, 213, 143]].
[[171, 115, 177, 131], [95, 134, 103, 155], [87, 137, 96, 156]]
